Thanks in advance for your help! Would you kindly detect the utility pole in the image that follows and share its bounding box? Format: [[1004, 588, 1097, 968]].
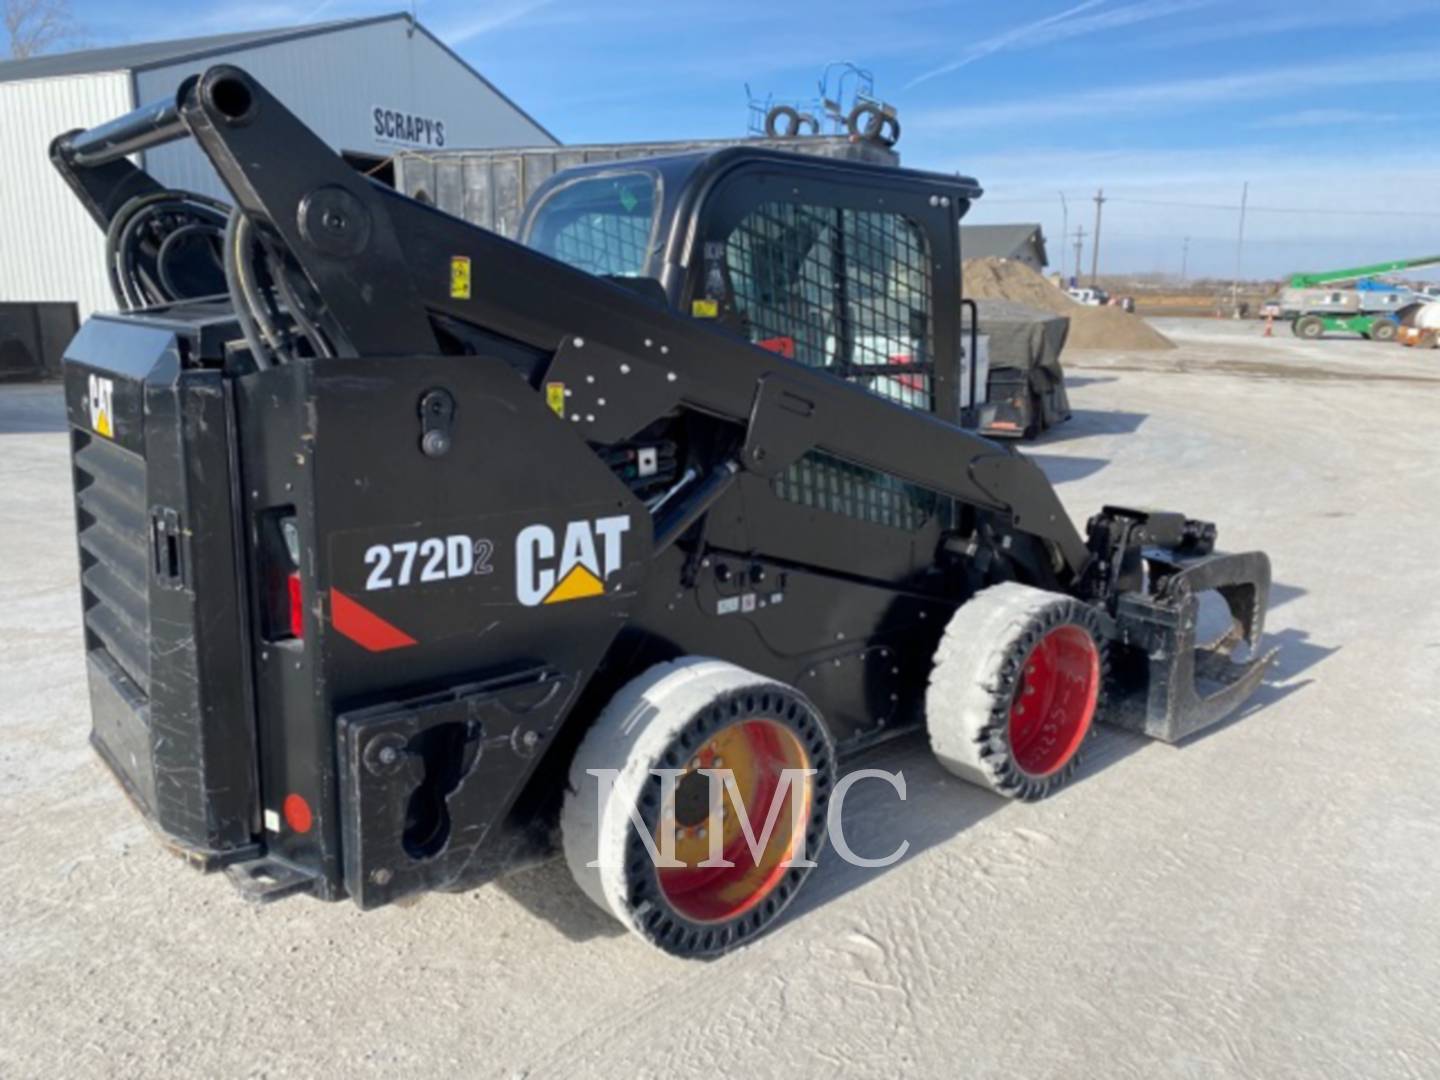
[[1231, 181, 1248, 312], [1180, 236, 1190, 282], [1072, 225, 1087, 282], [1058, 191, 1068, 281], [1090, 188, 1106, 287]]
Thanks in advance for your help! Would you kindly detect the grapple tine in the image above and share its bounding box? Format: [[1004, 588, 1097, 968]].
[[1104, 550, 1276, 743]]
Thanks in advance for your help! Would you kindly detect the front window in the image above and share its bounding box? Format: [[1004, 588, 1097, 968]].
[[526, 172, 658, 278]]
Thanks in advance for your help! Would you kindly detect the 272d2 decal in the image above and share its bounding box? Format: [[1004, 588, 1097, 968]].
[[363, 534, 492, 591]]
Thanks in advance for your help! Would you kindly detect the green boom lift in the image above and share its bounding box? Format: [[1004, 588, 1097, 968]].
[[1286, 254, 1440, 341]]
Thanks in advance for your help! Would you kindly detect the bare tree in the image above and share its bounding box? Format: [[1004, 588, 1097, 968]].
[[4, 0, 82, 59]]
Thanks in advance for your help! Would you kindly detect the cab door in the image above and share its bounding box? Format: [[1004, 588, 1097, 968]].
[[680, 160, 965, 585]]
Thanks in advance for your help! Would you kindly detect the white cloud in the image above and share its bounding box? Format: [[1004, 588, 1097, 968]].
[[433, 0, 557, 45], [905, 0, 1216, 89], [1249, 108, 1399, 129], [1134, 0, 1436, 48], [912, 49, 1440, 129]]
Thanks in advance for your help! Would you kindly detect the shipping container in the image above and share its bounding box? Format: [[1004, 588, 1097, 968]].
[[395, 137, 899, 238]]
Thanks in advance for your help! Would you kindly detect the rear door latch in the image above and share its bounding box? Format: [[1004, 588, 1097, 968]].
[[418, 388, 455, 458]]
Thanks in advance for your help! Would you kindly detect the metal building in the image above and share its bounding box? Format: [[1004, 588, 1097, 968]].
[[0, 13, 556, 319], [959, 224, 1050, 271]]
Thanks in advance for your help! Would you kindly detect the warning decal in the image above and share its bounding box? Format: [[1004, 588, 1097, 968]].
[[87, 374, 114, 438], [450, 255, 472, 299]]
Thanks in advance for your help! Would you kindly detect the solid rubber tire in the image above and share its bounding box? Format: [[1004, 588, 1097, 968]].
[[561, 658, 835, 958], [926, 582, 1104, 801]]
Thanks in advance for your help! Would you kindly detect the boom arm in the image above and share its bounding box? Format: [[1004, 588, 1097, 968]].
[[1288, 254, 1440, 288], [52, 66, 1093, 578]]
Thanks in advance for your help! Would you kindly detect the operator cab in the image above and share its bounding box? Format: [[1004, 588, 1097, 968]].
[[520, 147, 984, 423]]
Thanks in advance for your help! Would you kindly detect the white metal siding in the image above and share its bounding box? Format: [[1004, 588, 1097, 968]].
[[0, 72, 133, 318], [137, 20, 555, 200]]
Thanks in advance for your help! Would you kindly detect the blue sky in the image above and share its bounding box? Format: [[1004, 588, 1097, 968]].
[[71, 0, 1440, 279]]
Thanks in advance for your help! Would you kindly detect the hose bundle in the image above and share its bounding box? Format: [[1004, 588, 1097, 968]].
[[105, 190, 230, 309], [221, 211, 337, 369], [106, 188, 336, 369]]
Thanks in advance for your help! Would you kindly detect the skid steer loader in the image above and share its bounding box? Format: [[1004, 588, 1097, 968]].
[[52, 68, 1273, 958]]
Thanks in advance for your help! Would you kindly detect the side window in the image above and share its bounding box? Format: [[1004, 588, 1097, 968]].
[[723, 202, 935, 412], [526, 172, 657, 278]]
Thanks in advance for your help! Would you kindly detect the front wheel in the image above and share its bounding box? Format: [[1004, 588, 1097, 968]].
[[926, 583, 1104, 800], [562, 659, 835, 958], [1369, 319, 1397, 342]]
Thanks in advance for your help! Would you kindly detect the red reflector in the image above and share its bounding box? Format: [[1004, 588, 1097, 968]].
[[757, 335, 795, 359], [287, 571, 304, 639], [283, 793, 313, 833], [330, 587, 419, 652]]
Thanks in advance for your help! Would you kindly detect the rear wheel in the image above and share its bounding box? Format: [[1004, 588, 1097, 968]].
[[1369, 319, 1397, 342], [562, 659, 835, 958], [926, 583, 1104, 800], [1294, 315, 1326, 339]]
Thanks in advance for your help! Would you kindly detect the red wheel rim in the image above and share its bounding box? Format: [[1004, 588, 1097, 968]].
[[1008, 623, 1099, 778], [656, 718, 812, 924]]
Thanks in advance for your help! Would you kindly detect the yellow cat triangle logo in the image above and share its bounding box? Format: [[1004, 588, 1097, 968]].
[[543, 564, 604, 604], [94, 407, 112, 438]]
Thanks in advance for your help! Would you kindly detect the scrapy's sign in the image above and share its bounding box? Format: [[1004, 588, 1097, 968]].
[[373, 107, 447, 148]]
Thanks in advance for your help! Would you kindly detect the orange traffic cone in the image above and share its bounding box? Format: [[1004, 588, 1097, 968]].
[[1264, 314, 1274, 337]]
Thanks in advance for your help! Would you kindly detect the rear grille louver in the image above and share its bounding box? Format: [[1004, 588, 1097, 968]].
[[74, 432, 151, 697]]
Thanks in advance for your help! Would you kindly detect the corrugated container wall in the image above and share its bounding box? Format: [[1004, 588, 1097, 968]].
[[136, 20, 554, 201], [396, 138, 899, 239], [0, 73, 133, 319]]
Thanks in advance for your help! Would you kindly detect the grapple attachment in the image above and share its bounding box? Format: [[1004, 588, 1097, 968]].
[[1085, 507, 1275, 743]]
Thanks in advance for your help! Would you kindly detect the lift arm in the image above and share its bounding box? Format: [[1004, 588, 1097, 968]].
[[53, 66, 1094, 580]]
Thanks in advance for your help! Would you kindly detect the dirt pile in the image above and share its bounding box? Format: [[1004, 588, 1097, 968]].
[[963, 256, 1175, 350]]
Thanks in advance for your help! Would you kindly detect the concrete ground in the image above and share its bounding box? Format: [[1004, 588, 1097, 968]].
[[3, 317, 1438, 1078]]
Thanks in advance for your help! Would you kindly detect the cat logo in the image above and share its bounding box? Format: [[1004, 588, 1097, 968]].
[[516, 515, 630, 607], [87, 374, 115, 439]]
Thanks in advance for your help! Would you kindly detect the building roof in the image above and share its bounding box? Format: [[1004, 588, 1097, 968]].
[[961, 223, 1048, 266], [0, 14, 413, 83], [0, 12, 558, 143]]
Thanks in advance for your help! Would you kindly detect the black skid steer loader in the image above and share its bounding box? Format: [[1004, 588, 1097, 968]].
[[52, 68, 1273, 958]]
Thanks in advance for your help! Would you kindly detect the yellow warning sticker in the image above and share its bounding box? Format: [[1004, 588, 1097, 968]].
[[87, 374, 115, 439], [450, 255, 472, 299], [692, 298, 719, 318], [545, 381, 566, 418]]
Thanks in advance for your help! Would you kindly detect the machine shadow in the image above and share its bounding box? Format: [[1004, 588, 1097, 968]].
[[1035, 408, 1149, 443], [1027, 453, 1111, 485], [1062, 375, 1120, 388], [775, 725, 1147, 929], [493, 857, 629, 944], [1266, 581, 1306, 612], [1177, 625, 1337, 744]]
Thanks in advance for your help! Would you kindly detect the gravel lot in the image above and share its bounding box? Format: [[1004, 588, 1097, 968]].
[[4, 317, 1438, 1078]]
